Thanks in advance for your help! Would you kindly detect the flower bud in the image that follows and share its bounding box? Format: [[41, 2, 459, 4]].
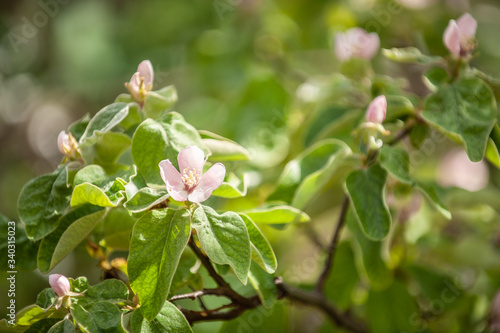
[[49, 274, 71, 297], [57, 131, 81, 160], [365, 95, 387, 124], [443, 13, 477, 57], [125, 60, 154, 102], [335, 28, 380, 62]]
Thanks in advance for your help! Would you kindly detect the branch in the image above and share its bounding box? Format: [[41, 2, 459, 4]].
[[315, 195, 350, 293], [275, 277, 366, 333], [180, 295, 261, 324]]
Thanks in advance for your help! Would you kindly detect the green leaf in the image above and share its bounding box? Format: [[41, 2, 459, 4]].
[[88, 301, 123, 331], [102, 208, 137, 250], [130, 301, 193, 333], [346, 164, 391, 240], [212, 173, 248, 198], [86, 279, 129, 302], [248, 261, 277, 308], [79, 103, 129, 146], [24, 319, 61, 333], [68, 114, 91, 142], [409, 123, 429, 149], [200, 130, 251, 161], [244, 206, 310, 224], [192, 205, 251, 284], [81, 131, 131, 166], [268, 139, 351, 208], [486, 138, 500, 168], [47, 319, 75, 333], [124, 187, 169, 213], [382, 47, 442, 64], [128, 208, 191, 320], [38, 207, 106, 272], [131, 113, 206, 186], [347, 211, 393, 290], [422, 77, 497, 162], [15, 305, 49, 326], [70, 277, 90, 293], [70, 304, 99, 333], [71, 183, 125, 207], [385, 95, 415, 122], [366, 280, 417, 333], [71, 301, 123, 332], [36, 288, 57, 309], [239, 214, 277, 273], [143, 85, 178, 119], [414, 181, 451, 219], [423, 67, 449, 91], [18, 166, 72, 240], [379, 146, 411, 183]]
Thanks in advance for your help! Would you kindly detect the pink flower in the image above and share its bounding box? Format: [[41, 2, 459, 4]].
[[335, 28, 380, 62], [125, 60, 154, 101], [57, 131, 81, 160], [365, 95, 387, 124], [49, 274, 71, 297], [443, 13, 477, 57], [159, 146, 225, 203]]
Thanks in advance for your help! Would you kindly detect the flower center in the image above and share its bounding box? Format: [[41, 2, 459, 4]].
[[181, 167, 201, 189]]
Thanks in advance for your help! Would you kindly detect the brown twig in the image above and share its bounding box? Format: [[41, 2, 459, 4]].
[[315, 195, 350, 293]]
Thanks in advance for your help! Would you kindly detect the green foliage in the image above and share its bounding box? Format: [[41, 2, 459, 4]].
[[346, 164, 392, 240], [128, 208, 191, 320], [130, 301, 193, 333], [192, 205, 251, 284], [423, 77, 497, 162]]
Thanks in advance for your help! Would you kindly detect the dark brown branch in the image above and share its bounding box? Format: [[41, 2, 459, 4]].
[[387, 121, 418, 146], [275, 277, 366, 333], [315, 195, 350, 293], [180, 295, 261, 324]]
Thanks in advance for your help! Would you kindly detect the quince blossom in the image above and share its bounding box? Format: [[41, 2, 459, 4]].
[[443, 13, 477, 57], [57, 131, 81, 160], [49, 274, 71, 297], [159, 146, 225, 203], [335, 28, 380, 62], [365, 95, 387, 124], [125, 60, 154, 102]]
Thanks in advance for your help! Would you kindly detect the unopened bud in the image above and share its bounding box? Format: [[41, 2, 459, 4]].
[[365, 95, 387, 124], [57, 131, 81, 161], [49, 274, 71, 297]]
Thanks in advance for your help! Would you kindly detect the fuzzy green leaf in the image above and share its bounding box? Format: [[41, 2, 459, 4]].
[[192, 206, 251, 284], [346, 164, 391, 240], [128, 208, 191, 320]]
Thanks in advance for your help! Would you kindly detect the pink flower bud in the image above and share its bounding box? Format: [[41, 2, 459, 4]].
[[335, 28, 380, 62], [365, 95, 387, 124], [57, 131, 70, 155], [443, 13, 477, 57], [57, 131, 81, 160], [49, 274, 71, 297], [126, 60, 154, 102]]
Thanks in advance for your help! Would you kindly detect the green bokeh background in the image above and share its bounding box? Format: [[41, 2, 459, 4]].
[[2, 0, 500, 331]]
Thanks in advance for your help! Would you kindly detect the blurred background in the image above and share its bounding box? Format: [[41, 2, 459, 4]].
[[2, 0, 500, 331]]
